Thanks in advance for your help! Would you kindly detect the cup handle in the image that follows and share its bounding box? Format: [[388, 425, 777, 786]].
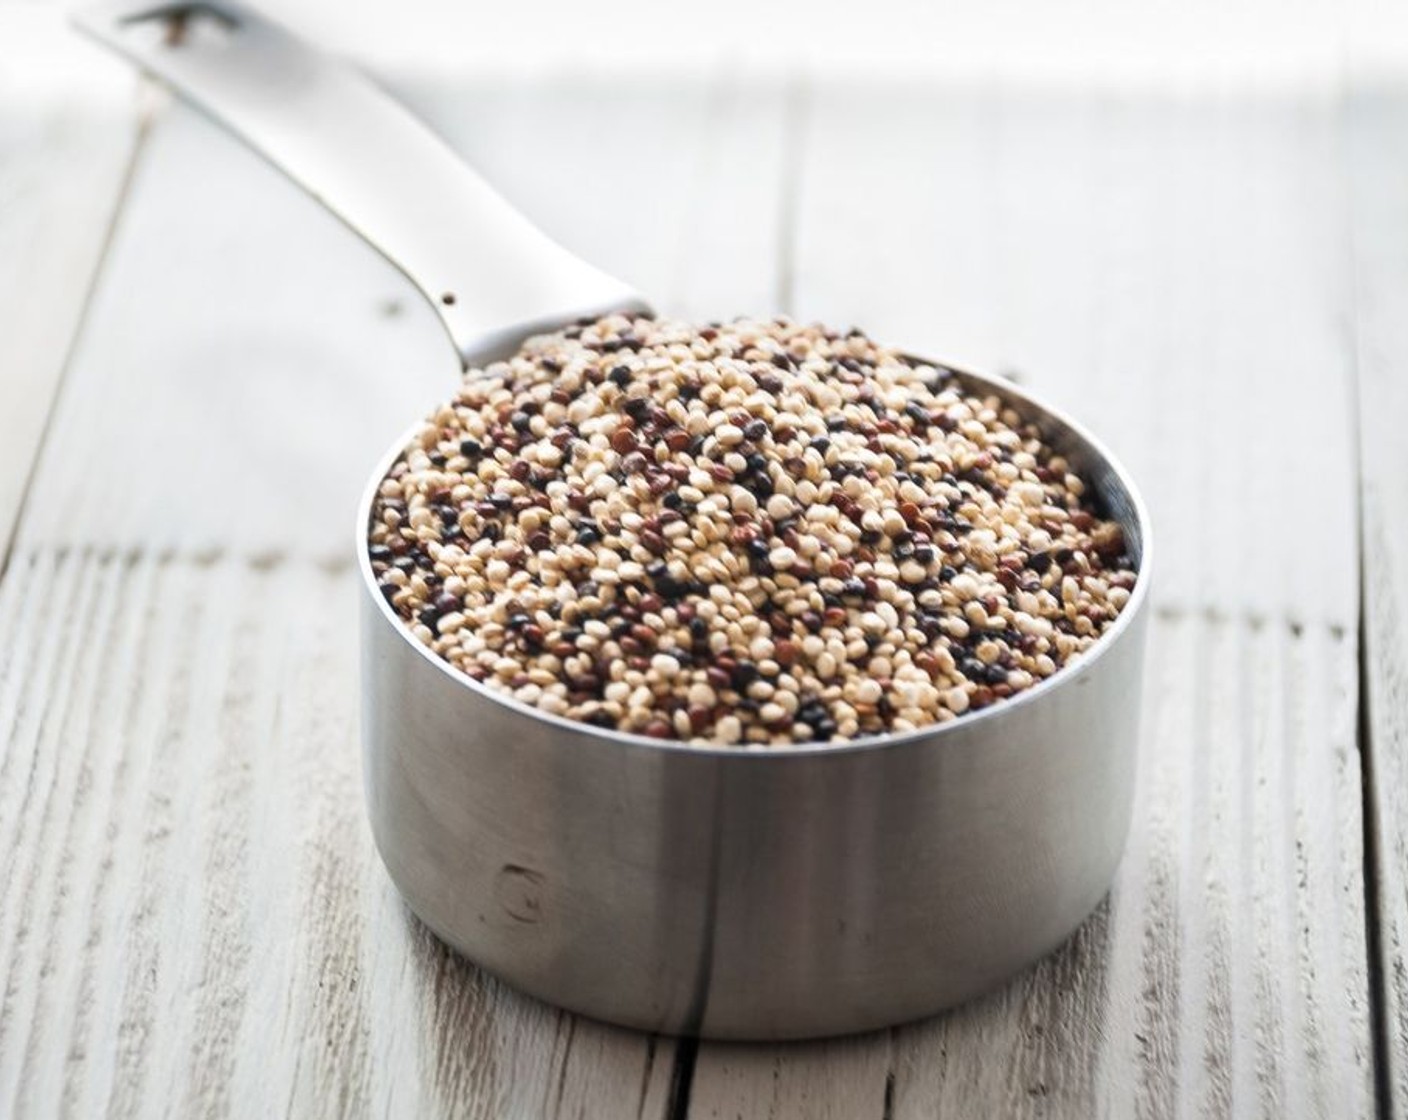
[[73, 0, 650, 367]]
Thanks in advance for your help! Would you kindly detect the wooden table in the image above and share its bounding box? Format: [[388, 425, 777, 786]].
[[4, 19, 1407, 1119]]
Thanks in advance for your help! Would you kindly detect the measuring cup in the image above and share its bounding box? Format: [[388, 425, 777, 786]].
[[77, 0, 1153, 1040]]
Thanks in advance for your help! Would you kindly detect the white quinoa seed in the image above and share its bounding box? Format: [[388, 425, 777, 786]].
[[367, 314, 1137, 746]]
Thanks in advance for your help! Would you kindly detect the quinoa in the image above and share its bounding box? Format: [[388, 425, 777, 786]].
[[367, 314, 1138, 746]]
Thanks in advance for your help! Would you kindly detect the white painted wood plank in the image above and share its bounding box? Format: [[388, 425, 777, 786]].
[[685, 83, 1370, 1118], [684, 1034, 894, 1119], [1, 71, 785, 1118], [1347, 85, 1408, 1119], [0, 9, 141, 554]]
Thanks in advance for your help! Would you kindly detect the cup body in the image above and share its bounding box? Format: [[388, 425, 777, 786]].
[[358, 365, 1152, 1039]]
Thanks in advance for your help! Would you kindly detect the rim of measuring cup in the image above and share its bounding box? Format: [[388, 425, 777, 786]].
[[354, 356, 1154, 760]]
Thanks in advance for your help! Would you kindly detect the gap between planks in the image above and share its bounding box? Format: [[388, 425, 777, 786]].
[[1343, 77, 1408, 1120], [1347, 114, 1393, 1120], [1358, 564, 1395, 1120]]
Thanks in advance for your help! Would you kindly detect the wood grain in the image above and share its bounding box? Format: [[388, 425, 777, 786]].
[[0, 66, 1382, 1120], [1348, 84, 1408, 1119]]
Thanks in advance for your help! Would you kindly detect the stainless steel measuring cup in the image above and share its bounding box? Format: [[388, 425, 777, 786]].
[[78, 0, 1153, 1040]]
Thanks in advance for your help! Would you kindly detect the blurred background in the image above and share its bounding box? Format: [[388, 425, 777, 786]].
[[11, 0, 1408, 85]]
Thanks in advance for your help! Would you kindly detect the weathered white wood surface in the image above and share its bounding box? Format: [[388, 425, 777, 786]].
[[0, 63, 1384, 1120], [0, 9, 141, 555], [1349, 86, 1408, 1120]]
